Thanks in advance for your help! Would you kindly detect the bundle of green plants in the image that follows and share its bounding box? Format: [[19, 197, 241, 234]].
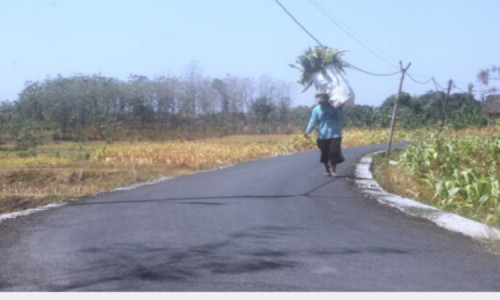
[[289, 46, 350, 91]]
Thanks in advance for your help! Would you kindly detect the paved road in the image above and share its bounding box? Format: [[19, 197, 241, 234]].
[[1, 143, 499, 291]]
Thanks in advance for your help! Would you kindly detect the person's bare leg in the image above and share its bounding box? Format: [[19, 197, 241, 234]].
[[324, 163, 332, 176], [330, 163, 336, 176]]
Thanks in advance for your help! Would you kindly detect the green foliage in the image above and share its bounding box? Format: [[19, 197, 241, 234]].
[[344, 105, 378, 128], [250, 97, 276, 122], [397, 130, 500, 226], [290, 46, 350, 91], [290, 105, 312, 129], [369, 91, 487, 129], [446, 93, 487, 129], [8, 116, 43, 150], [0, 101, 14, 144]]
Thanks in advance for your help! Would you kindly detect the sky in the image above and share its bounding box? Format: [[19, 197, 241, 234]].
[[1, 0, 499, 107]]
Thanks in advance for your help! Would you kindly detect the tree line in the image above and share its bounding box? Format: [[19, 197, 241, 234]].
[[0, 69, 489, 148], [0, 67, 302, 146], [344, 90, 487, 130]]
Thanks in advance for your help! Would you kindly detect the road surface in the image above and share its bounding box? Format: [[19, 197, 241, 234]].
[[0, 143, 499, 291]]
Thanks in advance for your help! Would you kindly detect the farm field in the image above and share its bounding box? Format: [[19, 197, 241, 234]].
[[0, 129, 406, 215], [373, 126, 500, 229]]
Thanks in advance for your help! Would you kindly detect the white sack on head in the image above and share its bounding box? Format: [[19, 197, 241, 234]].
[[313, 64, 355, 108]]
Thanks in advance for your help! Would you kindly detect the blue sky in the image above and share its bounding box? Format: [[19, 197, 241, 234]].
[[1, 0, 499, 107]]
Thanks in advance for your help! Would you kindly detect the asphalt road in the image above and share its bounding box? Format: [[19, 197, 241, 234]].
[[1, 143, 499, 291]]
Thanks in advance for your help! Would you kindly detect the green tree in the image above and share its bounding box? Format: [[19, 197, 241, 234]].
[[251, 96, 275, 123], [212, 78, 229, 114], [377, 92, 412, 128], [344, 105, 378, 128], [290, 105, 312, 129], [127, 75, 155, 127], [0, 101, 14, 144], [153, 76, 178, 128], [15, 81, 46, 123], [446, 93, 487, 129]]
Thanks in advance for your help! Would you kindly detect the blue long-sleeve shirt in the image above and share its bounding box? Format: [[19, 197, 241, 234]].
[[305, 104, 345, 139]]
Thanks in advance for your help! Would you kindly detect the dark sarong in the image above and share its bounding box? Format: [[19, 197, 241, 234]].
[[317, 138, 344, 165]]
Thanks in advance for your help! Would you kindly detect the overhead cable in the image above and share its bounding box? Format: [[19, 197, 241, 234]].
[[274, 0, 400, 78], [453, 84, 467, 93], [347, 64, 400, 77], [432, 78, 446, 91], [309, 0, 399, 70], [274, 0, 324, 47], [407, 73, 433, 85]]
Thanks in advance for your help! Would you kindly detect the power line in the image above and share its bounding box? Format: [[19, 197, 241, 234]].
[[432, 78, 446, 91], [407, 73, 465, 95], [308, 0, 399, 70], [274, 0, 400, 78], [453, 84, 467, 93], [407, 73, 433, 85], [275, 0, 475, 96], [274, 0, 324, 47], [307, 1, 475, 93], [347, 63, 400, 77], [408, 74, 472, 95]]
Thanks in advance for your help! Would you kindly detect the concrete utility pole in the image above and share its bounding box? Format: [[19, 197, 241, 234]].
[[386, 61, 411, 158]]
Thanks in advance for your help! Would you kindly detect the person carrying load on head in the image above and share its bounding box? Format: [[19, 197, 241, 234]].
[[304, 92, 345, 176]]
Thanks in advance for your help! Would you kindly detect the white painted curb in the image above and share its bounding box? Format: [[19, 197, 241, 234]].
[[355, 152, 500, 241]]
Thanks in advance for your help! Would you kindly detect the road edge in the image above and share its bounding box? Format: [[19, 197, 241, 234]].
[[355, 151, 500, 241], [0, 153, 300, 224]]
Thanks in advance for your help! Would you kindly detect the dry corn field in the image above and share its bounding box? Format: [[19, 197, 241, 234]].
[[1, 129, 402, 215]]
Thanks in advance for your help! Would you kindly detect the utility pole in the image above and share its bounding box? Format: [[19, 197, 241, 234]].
[[386, 61, 411, 158], [441, 79, 453, 127]]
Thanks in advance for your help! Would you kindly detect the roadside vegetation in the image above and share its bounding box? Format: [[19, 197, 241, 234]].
[[373, 126, 500, 229]]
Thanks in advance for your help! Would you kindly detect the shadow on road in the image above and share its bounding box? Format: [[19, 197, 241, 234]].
[[69, 175, 372, 207]]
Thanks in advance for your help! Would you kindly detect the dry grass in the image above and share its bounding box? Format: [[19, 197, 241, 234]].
[[1, 129, 404, 215], [372, 151, 435, 206]]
